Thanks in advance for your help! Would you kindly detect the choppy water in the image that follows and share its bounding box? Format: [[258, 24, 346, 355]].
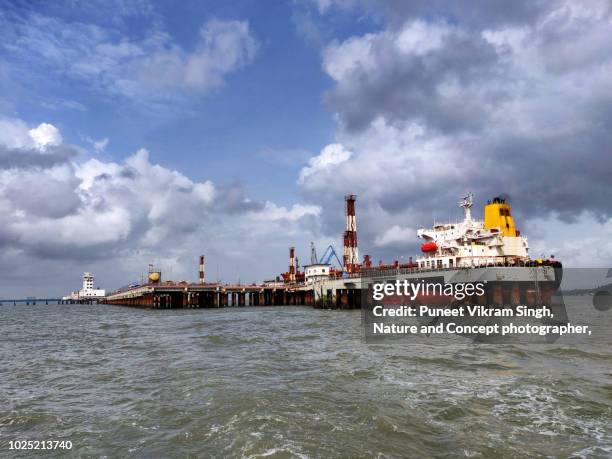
[[1, 300, 611, 458]]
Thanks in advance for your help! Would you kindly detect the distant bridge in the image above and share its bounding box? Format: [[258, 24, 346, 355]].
[[0, 298, 100, 305]]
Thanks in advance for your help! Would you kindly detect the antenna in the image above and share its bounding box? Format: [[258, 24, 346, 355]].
[[310, 242, 318, 264], [459, 192, 474, 221]]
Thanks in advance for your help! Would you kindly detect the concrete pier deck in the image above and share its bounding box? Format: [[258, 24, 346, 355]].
[[103, 282, 314, 308]]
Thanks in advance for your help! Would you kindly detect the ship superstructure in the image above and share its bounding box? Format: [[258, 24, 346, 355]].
[[416, 194, 530, 269]]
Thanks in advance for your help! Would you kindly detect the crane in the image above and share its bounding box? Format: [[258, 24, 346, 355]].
[[319, 244, 343, 268]]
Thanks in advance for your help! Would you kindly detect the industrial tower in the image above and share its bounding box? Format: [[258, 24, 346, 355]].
[[343, 194, 359, 273], [289, 246, 296, 283], [199, 255, 205, 284]]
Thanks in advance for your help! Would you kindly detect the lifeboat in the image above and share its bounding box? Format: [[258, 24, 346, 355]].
[[421, 242, 438, 253]]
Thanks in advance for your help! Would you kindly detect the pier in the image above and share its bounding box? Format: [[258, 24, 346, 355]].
[[93, 194, 559, 311], [101, 265, 558, 310], [103, 282, 315, 309], [0, 298, 98, 305], [0, 298, 60, 305]]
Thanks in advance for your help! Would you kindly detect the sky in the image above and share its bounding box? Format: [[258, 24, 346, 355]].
[[1, 0, 612, 296]]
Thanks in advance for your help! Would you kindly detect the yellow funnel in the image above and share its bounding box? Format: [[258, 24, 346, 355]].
[[484, 197, 517, 236]]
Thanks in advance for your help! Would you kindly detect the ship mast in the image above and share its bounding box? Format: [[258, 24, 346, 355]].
[[459, 193, 473, 222]]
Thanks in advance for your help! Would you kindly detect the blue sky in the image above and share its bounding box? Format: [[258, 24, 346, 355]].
[[1, 1, 349, 204], [1, 0, 612, 295]]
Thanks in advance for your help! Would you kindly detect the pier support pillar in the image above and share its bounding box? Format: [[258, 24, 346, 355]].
[[490, 285, 503, 306], [510, 285, 521, 306], [340, 290, 349, 309], [525, 289, 537, 306], [477, 289, 487, 305], [541, 287, 553, 306]]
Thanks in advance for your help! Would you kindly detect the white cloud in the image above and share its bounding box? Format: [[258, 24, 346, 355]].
[[394, 20, 451, 56], [3, 15, 258, 103], [2, 123, 217, 255], [310, 0, 359, 15], [298, 143, 352, 184], [0, 118, 35, 149], [374, 225, 416, 247], [29, 123, 63, 150], [110, 19, 257, 95], [85, 137, 108, 153], [1, 142, 219, 253], [525, 214, 612, 268], [255, 202, 321, 221], [182, 19, 258, 89], [0, 119, 64, 152], [322, 34, 377, 81]]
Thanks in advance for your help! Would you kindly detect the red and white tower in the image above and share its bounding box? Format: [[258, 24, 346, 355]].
[[199, 255, 205, 284], [343, 194, 359, 273], [289, 247, 296, 283]]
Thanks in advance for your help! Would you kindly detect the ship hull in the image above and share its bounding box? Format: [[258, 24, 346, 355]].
[[308, 265, 563, 308]]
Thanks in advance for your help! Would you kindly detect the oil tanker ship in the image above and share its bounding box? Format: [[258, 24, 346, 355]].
[[292, 194, 563, 309]]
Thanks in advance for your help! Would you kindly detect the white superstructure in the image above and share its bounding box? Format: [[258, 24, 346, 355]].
[[304, 264, 331, 283], [416, 194, 530, 269], [63, 272, 106, 300]]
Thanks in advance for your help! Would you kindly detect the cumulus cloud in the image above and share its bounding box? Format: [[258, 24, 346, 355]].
[[298, 143, 352, 184], [322, 19, 499, 132], [374, 225, 416, 248], [0, 141, 216, 258], [0, 119, 77, 169], [29, 123, 63, 149], [0, 119, 60, 151], [254, 202, 321, 222], [216, 182, 265, 215], [0, 118, 35, 150], [0, 144, 77, 170], [4, 172, 81, 219]]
